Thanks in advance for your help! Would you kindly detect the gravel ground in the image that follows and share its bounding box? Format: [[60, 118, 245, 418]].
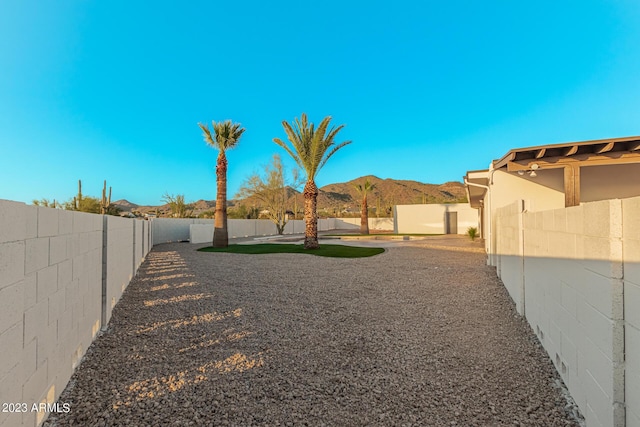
[[45, 236, 583, 426]]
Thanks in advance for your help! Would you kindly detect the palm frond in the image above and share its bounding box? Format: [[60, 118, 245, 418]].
[[318, 140, 352, 171], [273, 113, 350, 180], [200, 120, 245, 152], [199, 123, 216, 147]]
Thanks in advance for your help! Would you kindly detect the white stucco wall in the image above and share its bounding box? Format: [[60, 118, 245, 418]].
[[0, 200, 150, 427], [493, 197, 640, 427], [393, 203, 477, 234]]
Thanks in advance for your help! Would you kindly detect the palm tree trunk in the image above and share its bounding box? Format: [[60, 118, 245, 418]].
[[213, 151, 228, 248], [361, 195, 369, 234], [303, 180, 319, 249]]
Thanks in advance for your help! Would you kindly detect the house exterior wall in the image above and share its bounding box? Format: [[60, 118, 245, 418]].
[[392, 203, 477, 234], [490, 169, 565, 212], [0, 200, 150, 427], [493, 197, 640, 427], [481, 169, 565, 263], [581, 163, 640, 202]]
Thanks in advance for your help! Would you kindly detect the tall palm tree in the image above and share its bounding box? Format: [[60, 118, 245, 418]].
[[355, 179, 375, 235], [199, 120, 245, 248], [273, 113, 351, 249]]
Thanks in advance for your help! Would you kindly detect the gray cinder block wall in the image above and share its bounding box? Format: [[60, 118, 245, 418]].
[[493, 196, 640, 427], [0, 200, 151, 427]]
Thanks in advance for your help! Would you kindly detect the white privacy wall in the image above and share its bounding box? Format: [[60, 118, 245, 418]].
[[494, 201, 525, 314], [334, 217, 394, 231], [104, 216, 150, 325], [0, 200, 150, 427], [493, 197, 640, 427], [152, 218, 212, 245], [623, 196, 640, 427], [393, 203, 478, 234], [158, 218, 389, 245]]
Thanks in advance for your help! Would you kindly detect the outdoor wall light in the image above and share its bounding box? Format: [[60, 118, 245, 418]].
[[531, 163, 540, 170], [517, 170, 525, 176], [529, 170, 537, 178]]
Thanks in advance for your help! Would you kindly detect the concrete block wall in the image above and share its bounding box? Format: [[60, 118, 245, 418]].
[[159, 218, 381, 246], [0, 200, 150, 427], [623, 197, 640, 427], [104, 216, 134, 325], [152, 218, 212, 245], [282, 220, 307, 234], [333, 217, 394, 231], [494, 201, 525, 314], [189, 219, 345, 244], [492, 197, 638, 427], [228, 219, 277, 237]]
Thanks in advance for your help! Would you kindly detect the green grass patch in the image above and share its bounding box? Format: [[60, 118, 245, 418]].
[[198, 243, 384, 258]]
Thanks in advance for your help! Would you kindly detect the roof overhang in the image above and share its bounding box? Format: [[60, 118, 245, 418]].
[[464, 169, 489, 209], [493, 136, 640, 172]]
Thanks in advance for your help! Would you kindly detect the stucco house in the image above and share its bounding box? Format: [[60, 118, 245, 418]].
[[464, 135, 640, 257], [463, 135, 640, 427]]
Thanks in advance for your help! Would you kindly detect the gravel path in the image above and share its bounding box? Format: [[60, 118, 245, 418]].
[[45, 236, 582, 426]]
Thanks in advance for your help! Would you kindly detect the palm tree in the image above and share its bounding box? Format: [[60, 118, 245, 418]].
[[199, 120, 245, 248], [273, 113, 351, 249], [354, 179, 375, 234]]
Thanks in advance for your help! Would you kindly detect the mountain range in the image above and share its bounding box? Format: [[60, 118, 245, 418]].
[[111, 176, 468, 217]]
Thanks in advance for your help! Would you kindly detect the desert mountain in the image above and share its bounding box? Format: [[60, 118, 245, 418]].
[[111, 199, 139, 209], [112, 176, 467, 217], [316, 175, 466, 214]]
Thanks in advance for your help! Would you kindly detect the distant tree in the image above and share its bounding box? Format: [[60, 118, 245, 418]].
[[354, 179, 375, 234], [274, 113, 351, 249], [236, 154, 303, 234], [162, 193, 193, 218], [63, 196, 102, 213], [55, 179, 120, 215], [228, 204, 259, 219], [32, 198, 61, 208], [198, 210, 215, 219], [199, 120, 245, 248]]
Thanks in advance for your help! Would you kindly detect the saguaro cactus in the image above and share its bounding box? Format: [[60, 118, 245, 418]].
[[100, 180, 112, 214], [73, 179, 84, 211]]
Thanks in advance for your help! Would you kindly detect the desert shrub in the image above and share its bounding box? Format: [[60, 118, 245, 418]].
[[467, 226, 478, 241]]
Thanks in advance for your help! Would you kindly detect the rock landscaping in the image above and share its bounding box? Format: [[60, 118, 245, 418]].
[[44, 237, 582, 426]]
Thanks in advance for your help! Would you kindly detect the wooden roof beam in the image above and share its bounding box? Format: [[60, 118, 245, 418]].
[[564, 165, 580, 207], [594, 141, 615, 154], [505, 151, 640, 172], [630, 141, 640, 151], [563, 145, 578, 156], [535, 148, 546, 159]]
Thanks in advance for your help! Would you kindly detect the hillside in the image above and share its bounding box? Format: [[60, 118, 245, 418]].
[[316, 175, 466, 215], [112, 176, 467, 217]]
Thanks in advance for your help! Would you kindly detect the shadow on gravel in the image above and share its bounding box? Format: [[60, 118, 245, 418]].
[[45, 248, 268, 426], [45, 241, 583, 427]]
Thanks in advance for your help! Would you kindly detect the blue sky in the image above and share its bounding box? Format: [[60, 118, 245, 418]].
[[1, 1, 639, 206]]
